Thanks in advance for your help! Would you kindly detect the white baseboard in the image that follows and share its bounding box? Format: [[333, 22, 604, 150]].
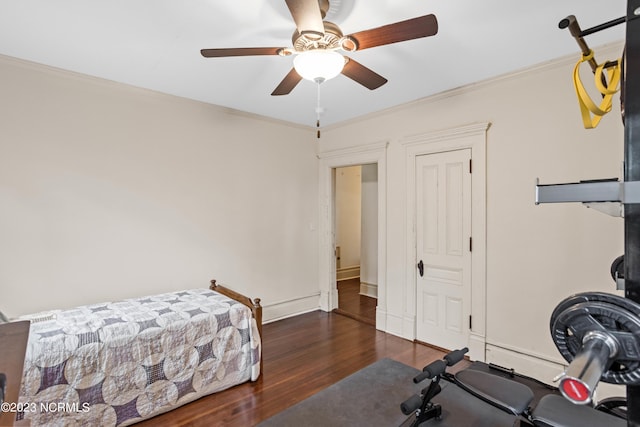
[[468, 333, 486, 362], [262, 293, 320, 324], [594, 382, 626, 401], [485, 343, 564, 385], [375, 307, 387, 331], [383, 312, 406, 338], [359, 282, 378, 298], [378, 312, 416, 341], [337, 265, 360, 281]]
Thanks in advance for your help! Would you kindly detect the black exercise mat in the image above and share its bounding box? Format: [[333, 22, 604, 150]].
[[258, 358, 518, 427], [258, 358, 421, 427]]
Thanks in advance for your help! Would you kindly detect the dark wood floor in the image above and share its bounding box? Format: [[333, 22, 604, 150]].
[[137, 311, 459, 427], [334, 277, 377, 325]]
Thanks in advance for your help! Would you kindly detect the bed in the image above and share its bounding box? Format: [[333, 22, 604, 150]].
[[14, 279, 262, 426]]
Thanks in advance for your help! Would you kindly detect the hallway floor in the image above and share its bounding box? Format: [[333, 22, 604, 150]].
[[334, 277, 376, 325]]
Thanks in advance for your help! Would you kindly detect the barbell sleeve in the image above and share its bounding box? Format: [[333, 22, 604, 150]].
[[559, 332, 617, 405]]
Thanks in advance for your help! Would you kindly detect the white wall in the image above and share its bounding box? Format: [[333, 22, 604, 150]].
[[335, 165, 361, 269], [321, 42, 625, 381], [0, 55, 320, 321], [360, 163, 378, 292]]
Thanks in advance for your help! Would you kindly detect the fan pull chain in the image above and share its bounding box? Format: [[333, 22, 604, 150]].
[[315, 81, 321, 139]]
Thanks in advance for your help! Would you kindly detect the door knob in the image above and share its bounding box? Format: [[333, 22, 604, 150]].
[[417, 260, 424, 277]]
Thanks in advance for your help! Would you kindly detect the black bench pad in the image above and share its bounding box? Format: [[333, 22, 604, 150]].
[[455, 369, 534, 415], [531, 394, 626, 427]]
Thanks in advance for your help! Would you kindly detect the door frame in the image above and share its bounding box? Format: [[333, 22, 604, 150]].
[[402, 122, 489, 361], [318, 141, 388, 329]]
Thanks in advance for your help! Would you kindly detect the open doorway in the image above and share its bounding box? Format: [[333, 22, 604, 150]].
[[317, 141, 387, 329], [333, 164, 377, 325]]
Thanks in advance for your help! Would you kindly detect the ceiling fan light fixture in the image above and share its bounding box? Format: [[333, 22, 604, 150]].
[[293, 50, 345, 83]]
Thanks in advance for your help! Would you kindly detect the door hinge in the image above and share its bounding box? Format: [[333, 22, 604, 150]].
[[469, 315, 473, 329], [469, 159, 472, 173], [469, 236, 473, 252]]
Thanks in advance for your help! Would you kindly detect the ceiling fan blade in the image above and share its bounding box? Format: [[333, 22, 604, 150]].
[[285, 0, 325, 39], [341, 57, 388, 90], [346, 14, 438, 51], [201, 47, 284, 58], [271, 68, 303, 96]]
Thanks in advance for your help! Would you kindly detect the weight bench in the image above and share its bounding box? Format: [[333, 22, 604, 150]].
[[453, 369, 534, 416], [452, 366, 627, 427], [404, 348, 628, 427]]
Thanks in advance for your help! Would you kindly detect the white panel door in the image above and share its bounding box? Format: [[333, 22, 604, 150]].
[[416, 149, 472, 351]]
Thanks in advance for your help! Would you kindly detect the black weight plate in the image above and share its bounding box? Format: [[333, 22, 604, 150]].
[[552, 300, 640, 357], [551, 298, 640, 385], [550, 292, 640, 337], [611, 255, 624, 282]]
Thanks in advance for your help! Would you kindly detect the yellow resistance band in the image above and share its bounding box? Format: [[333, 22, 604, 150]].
[[573, 50, 621, 129]]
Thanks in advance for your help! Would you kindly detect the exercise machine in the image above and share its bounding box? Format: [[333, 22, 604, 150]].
[[535, 2, 640, 425], [401, 347, 627, 426], [400, 348, 468, 426]]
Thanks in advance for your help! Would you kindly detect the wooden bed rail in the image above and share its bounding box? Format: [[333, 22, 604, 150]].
[[209, 279, 263, 378], [0, 321, 30, 427]]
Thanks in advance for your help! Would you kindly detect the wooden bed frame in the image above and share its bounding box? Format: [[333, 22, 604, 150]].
[[209, 279, 263, 378], [0, 321, 30, 427], [0, 280, 261, 426]]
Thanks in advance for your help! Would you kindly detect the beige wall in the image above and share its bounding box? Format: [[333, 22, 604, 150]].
[[0, 39, 628, 384], [321, 42, 625, 380], [360, 163, 378, 290], [335, 165, 361, 270], [334, 164, 378, 294], [0, 55, 319, 321]]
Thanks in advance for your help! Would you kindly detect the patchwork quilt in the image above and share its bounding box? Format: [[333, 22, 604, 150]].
[[17, 288, 261, 426]]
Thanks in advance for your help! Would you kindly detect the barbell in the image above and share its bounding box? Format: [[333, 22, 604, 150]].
[[550, 292, 640, 404]]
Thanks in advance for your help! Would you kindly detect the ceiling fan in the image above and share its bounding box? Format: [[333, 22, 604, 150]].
[[200, 0, 438, 96]]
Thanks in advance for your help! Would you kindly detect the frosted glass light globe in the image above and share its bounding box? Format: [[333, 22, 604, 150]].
[[294, 50, 345, 83]]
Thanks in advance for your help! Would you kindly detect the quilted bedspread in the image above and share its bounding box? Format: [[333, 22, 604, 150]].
[[16, 288, 261, 426]]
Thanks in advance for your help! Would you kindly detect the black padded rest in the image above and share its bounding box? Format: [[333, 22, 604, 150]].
[[455, 369, 534, 415], [531, 394, 627, 427]]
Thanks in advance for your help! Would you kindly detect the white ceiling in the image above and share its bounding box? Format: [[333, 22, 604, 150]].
[[0, 0, 627, 127]]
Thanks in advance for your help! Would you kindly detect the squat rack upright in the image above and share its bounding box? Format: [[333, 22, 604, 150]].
[[535, 2, 640, 426], [623, 1, 640, 426]]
